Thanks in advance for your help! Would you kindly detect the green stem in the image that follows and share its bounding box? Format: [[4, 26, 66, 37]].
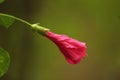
[[0, 13, 32, 27], [0, 13, 50, 35]]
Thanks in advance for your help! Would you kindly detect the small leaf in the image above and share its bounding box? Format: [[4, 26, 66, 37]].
[[0, 47, 10, 77], [0, 0, 4, 3], [0, 15, 15, 28]]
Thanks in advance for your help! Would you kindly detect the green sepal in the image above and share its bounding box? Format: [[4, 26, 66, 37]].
[[32, 23, 50, 36]]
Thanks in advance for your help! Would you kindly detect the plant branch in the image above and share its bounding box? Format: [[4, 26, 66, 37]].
[[0, 13, 32, 27]]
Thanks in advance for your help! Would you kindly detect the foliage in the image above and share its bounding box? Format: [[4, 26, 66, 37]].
[[0, 48, 10, 77], [0, 0, 4, 4], [0, 14, 15, 28]]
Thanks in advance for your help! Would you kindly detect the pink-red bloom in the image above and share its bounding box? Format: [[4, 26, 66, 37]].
[[45, 30, 87, 64]]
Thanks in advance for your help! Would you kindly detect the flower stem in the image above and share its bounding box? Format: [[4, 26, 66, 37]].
[[0, 13, 50, 35], [0, 13, 32, 27]]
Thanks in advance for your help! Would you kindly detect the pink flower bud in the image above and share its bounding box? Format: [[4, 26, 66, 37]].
[[45, 30, 87, 64]]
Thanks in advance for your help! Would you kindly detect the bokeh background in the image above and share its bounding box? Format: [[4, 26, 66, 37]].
[[0, 0, 120, 80]]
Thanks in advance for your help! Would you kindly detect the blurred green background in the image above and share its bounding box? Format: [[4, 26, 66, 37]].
[[0, 0, 120, 80]]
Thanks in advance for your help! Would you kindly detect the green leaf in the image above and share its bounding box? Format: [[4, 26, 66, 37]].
[[0, 0, 4, 3], [0, 47, 10, 77], [0, 15, 15, 28]]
